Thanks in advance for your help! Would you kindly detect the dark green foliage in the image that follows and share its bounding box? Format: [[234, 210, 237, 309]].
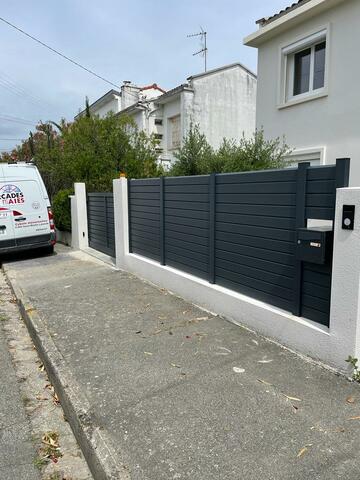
[[169, 124, 214, 176], [0, 109, 162, 207], [52, 188, 73, 232], [169, 125, 291, 176]]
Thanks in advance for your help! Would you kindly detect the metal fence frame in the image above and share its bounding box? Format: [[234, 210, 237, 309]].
[[87, 192, 115, 257], [127, 159, 350, 326]]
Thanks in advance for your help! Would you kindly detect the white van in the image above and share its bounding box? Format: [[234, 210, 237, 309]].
[[0, 162, 56, 255]]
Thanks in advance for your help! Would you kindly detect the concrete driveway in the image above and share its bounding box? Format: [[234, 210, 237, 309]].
[[3, 245, 360, 479]]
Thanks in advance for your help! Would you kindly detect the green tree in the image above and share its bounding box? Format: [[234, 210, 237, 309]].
[[169, 123, 214, 176], [0, 107, 163, 229]]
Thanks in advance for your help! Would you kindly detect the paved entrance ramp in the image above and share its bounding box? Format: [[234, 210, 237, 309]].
[[4, 246, 360, 479]]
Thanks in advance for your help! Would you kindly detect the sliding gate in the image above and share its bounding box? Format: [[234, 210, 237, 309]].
[[87, 192, 115, 257], [127, 159, 349, 327]]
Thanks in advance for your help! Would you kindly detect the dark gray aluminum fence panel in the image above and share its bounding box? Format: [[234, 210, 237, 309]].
[[164, 175, 210, 280], [215, 168, 298, 313], [87, 193, 115, 257], [126, 159, 349, 328], [128, 178, 161, 261]]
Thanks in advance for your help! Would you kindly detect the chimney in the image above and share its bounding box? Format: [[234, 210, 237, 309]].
[[121, 81, 140, 110]]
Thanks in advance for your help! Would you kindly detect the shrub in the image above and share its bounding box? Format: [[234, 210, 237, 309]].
[[52, 188, 73, 232], [169, 126, 292, 176]]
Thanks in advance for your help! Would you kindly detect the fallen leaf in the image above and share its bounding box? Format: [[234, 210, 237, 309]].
[[346, 395, 355, 404], [144, 351, 153, 356], [218, 347, 232, 353], [233, 367, 245, 373], [297, 447, 307, 458], [257, 378, 273, 386], [335, 426, 345, 433], [171, 363, 181, 368], [348, 416, 360, 420], [251, 339, 259, 346], [297, 446, 311, 458], [282, 394, 302, 402], [196, 316, 208, 321], [135, 331, 142, 334], [258, 359, 273, 364]]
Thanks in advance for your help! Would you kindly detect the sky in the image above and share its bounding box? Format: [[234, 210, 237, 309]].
[[0, 0, 292, 153]]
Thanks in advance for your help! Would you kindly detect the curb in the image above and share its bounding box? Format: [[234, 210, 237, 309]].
[[3, 265, 130, 480]]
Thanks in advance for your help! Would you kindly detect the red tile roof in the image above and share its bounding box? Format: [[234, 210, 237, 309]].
[[256, 0, 312, 26], [140, 83, 166, 94]]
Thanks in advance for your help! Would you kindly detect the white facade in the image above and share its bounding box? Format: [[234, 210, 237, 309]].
[[244, 0, 360, 185], [155, 64, 257, 163], [76, 64, 257, 165], [75, 90, 121, 119]]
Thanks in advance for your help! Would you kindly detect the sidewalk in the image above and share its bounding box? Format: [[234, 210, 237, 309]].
[[4, 245, 360, 479], [0, 304, 40, 479]]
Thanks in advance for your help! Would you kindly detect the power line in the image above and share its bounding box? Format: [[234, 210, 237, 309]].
[[0, 115, 36, 127], [0, 16, 121, 90], [0, 70, 56, 113]]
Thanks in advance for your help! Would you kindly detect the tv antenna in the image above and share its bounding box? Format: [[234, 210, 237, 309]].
[[187, 27, 207, 72]]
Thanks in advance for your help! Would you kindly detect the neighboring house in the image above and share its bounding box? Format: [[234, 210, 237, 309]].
[[152, 63, 257, 164], [75, 89, 122, 119], [76, 63, 257, 165], [75, 82, 166, 120], [244, 0, 360, 184]]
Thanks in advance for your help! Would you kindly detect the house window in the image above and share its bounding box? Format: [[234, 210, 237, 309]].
[[285, 147, 325, 168], [280, 28, 328, 107], [154, 133, 163, 140], [154, 119, 163, 126], [293, 41, 326, 96], [168, 115, 181, 150]]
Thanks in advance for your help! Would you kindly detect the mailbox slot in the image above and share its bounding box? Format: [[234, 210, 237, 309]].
[[296, 227, 333, 264]]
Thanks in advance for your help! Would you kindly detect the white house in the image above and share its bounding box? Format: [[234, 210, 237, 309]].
[[75, 82, 165, 120], [76, 63, 257, 165], [244, 0, 360, 184], [152, 63, 257, 163]]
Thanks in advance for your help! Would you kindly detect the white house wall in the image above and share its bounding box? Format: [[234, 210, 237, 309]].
[[91, 96, 121, 118], [255, 0, 360, 185], [190, 66, 257, 149]]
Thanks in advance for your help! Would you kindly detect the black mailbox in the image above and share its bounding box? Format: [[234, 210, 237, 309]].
[[296, 227, 333, 264]]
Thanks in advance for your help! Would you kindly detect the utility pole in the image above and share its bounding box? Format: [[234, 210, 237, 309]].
[[187, 27, 207, 72]]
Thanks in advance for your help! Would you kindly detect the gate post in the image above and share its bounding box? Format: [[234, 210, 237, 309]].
[[113, 177, 129, 269], [71, 183, 89, 250], [208, 173, 216, 284], [330, 186, 360, 370], [159, 176, 165, 266], [293, 162, 310, 316]]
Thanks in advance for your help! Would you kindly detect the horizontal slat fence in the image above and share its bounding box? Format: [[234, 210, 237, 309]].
[[127, 159, 349, 327], [87, 193, 115, 257]]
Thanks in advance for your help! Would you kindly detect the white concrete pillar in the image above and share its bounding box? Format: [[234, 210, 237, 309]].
[[330, 187, 360, 369], [113, 177, 129, 269], [71, 183, 89, 250]]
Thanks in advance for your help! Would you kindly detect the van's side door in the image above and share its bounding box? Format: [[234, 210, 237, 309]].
[[9, 180, 51, 246], [0, 184, 16, 248]]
